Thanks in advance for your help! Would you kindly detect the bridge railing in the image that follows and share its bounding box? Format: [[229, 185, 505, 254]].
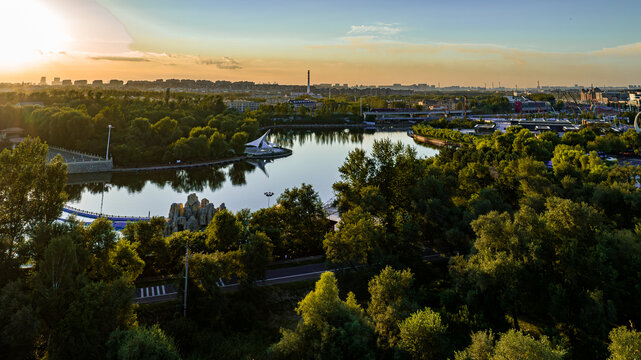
[[63, 205, 153, 221], [49, 146, 107, 162]]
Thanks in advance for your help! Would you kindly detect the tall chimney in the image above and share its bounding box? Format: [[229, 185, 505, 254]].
[[307, 70, 310, 94]]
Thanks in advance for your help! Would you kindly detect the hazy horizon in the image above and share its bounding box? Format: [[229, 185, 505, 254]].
[[2, 0, 641, 87]]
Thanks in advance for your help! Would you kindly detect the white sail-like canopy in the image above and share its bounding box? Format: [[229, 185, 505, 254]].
[[246, 130, 273, 148]]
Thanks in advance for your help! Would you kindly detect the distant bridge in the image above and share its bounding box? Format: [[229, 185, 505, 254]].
[[363, 109, 465, 122]]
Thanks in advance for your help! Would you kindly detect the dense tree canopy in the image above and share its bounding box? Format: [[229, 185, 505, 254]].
[[270, 272, 376, 360], [0, 138, 67, 281], [3, 93, 641, 359]]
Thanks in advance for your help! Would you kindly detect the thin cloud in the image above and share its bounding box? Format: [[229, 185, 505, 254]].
[[199, 56, 242, 69], [348, 23, 402, 36], [592, 42, 641, 56], [90, 56, 150, 62]]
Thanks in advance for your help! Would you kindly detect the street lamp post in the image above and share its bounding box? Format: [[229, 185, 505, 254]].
[[264, 191, 274, 207], [183, 238, 190, 317], [105, 125, 114, 160]]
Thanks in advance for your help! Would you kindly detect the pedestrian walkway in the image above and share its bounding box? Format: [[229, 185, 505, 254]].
[[135, 284, 178, 304]]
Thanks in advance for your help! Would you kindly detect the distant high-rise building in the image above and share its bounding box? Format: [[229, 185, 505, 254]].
[[39, 76, 46, 85], [307, 70, 310, 94], [109, 79, 124, 86], [74, 80, 88, 86], [52, 77, 61, 86], [92, 80, 103, 86], [62, 79, 72, 86]]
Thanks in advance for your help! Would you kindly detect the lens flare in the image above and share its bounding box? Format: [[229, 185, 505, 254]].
[[0, 0, 70, 69]]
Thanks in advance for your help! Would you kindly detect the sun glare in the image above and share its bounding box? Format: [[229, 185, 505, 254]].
[[0, 0, 69, 68]]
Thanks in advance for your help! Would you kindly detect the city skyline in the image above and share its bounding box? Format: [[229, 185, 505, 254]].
[[2, 0, 641, 87]]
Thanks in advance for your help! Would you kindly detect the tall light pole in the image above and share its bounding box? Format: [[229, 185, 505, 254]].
[[183, 238, 190, 317], [264, 191, 274, 207], [105, 125, 114, 160]]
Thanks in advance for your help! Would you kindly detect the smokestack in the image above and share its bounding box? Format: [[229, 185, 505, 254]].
[[307, 70, 310, 94]]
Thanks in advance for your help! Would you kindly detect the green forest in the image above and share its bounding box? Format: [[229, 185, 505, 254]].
[[3, 119, 641, 359], [0, 89, 370, 167], [2, 88, 641, 359], [3, 88, 622, 169]]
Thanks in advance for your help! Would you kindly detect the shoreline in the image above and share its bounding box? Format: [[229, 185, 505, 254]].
[[410, 133, 451, 147], [111, 156, 247, 173], [111, 149, 293, 173], [260, 123, 367, 130], [72, 125, 413, 174]]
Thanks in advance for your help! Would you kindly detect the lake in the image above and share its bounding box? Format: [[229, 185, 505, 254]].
[[65, 129, 438, 218]]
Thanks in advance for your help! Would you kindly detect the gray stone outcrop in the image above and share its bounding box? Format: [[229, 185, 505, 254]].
[[164, 193, 221, 235]]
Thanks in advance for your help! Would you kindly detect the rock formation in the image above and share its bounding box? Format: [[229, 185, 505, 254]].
[[165, 193, 226, 235]]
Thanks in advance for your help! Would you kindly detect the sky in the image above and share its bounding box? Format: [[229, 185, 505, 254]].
[[1, 0, 640, 87]]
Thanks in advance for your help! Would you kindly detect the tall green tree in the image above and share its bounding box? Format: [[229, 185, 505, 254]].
[[230, 131, 248, 155], [608, 326, 641, 360], [270, 272, 375, 360], [367, 266, 417, 349], [237, 231, 273, 286], [398, 308, 448, 360], [451, 206, 545, 328], [205, 209, 242, 251], [122, 218, 170, 275], [0, 280, 41, 360], [107, 325, 180, 360], [0, 138, 67, 281], [323, 206, 382, 268], [47, 279, 137, 359], [455, 329, 566, 360], [274, 184, 329, 257]]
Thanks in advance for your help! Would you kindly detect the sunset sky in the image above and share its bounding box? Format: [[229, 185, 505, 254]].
[[2, 0, 641, 87]]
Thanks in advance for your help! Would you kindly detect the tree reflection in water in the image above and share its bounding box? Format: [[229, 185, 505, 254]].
[[65, 129, 370, 199], [271, 128, 366, 148]]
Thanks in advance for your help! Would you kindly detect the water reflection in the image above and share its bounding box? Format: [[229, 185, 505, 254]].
[[67, 165, 231, 199], [229, 161, 258, 185], [67, 129, 373, 197], [271, 129, 366, 148], [67, 129, 438, 215]]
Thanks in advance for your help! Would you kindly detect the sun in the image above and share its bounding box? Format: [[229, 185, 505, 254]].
[[0, 0, 70, 68]]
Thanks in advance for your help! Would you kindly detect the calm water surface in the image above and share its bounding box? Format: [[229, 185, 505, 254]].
[[66, 130, 438, 217]]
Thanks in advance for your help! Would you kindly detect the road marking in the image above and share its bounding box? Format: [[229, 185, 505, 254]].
[[222, 269, 330, 287], [266, 270, 329, 281], [136, 253, 446, 300]]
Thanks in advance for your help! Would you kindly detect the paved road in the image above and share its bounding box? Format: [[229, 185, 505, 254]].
[[134, 284, 179, 304], [223, 262, 328, 289], [134, 263, 329, 304], [135, 253, 448, 304]]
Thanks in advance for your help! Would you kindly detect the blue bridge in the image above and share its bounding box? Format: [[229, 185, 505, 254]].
[[60, 206, 155, 230]]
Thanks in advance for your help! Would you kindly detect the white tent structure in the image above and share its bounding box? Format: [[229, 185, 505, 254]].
[[246, 130, 273, 149], [244, 130, 289, 157]]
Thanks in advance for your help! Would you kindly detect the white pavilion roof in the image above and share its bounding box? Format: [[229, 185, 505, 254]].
[[246, 130, 273, 148]]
